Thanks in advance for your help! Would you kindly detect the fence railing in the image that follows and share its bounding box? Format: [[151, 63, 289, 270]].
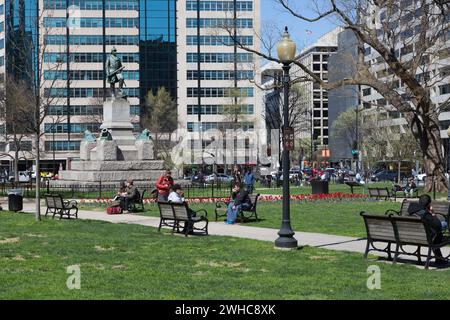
[[0, 181, 233, 200]]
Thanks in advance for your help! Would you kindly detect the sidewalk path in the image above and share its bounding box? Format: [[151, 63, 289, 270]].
[[19, 200, 450, 268]]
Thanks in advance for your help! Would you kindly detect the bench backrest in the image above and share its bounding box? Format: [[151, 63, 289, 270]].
[[171, 202, 191, 220], [54, 195, 65, 209], [45, 194, 56, 208], [360, 212, 396, 242], [391, 215, 430, 245], [368, 188, 379, 197], [431, 201, 450, 217], [158, 202, 174, 219], [378, 188, 390, 197], [399, 199, 414, 216]]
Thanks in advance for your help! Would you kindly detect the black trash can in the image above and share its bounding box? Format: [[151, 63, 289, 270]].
[[8, 189, 23, 212], [311, 180, 329, 194]]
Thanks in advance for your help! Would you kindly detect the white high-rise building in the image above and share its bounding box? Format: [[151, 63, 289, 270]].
[[291, 27, 342, 150], [177, 0, 263, 172]]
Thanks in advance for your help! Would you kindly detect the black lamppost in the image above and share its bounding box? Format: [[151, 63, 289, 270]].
[[447, 126, 450, 201], [274, 27, 298, 249]]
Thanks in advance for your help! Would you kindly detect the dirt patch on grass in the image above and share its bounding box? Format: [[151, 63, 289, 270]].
[[94, 245, 115, 251], [0, 237, 20, 244], [195, 259, 242, 269], [112, 265, 127, 269], [25, 233, 47, 238], [12, 255, 25, 261]]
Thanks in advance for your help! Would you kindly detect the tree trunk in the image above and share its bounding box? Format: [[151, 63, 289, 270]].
[[397, 160, 401, 184], [418, 117, 448, 193], [14, 150, 19, 183], [34, 133, 41, 221]]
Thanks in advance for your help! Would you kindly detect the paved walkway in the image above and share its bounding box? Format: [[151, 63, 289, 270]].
[[17, 199, 450, 269]]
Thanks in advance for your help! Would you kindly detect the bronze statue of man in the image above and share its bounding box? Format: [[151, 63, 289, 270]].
[[106, 47, 125, 98]]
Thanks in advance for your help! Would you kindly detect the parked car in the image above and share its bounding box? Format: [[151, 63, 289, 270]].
[[370, 170, 397, 182], [417, 173, 427, 181], [205, 174, 233, 184], [8, 171, 35, 183]]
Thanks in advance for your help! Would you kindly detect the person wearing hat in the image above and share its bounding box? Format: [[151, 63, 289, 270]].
[[168, 184, 185, 203], [120, 179, 140, 212]]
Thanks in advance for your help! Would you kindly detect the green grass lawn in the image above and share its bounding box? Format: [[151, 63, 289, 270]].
[[81, 200, 400, 238], [1, 211, 450, 299]]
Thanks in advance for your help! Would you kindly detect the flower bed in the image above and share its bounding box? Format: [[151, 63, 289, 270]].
[[79, 192, 368, 205]]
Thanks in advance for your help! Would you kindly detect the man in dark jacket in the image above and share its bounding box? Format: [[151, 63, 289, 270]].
[[408, 194, 447, 264], [120, 179, 140, 212], [225, 184, 252, 224]]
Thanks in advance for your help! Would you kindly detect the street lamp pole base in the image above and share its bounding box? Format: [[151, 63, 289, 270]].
[[275, 235, 298, 249]]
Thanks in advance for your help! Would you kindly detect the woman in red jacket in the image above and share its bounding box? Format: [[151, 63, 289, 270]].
[[156, 170, 174, 202]]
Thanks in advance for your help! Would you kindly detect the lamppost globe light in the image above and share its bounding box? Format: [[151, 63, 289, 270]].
[[277, 27, 296, 63]]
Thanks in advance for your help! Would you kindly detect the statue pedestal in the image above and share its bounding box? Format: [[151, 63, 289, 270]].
[[100, 97, 135, 146], [57, 97, 169, 185]]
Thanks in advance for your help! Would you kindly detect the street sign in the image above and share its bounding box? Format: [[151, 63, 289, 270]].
[[283, 127, 295, 151]]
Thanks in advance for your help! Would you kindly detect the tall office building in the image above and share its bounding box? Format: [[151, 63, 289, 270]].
[[291, 27, 341, 152], [0, 0, 262, 174], [0, 0, 178, 173], [177, 0, 262, 172]]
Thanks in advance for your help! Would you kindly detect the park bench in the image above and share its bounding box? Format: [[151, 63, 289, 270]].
[[360, 212, 396, 261], [215, 193, 260, 222], [391, 184, 419, 199], [385, 199, 450, 233], [157, 201, 209, 236], [368, 187, 395, 201], [129, 189, 146, 212], [44, 194, 78, 219], [361, 212, 450, 269], [345, 181, 364, 194]]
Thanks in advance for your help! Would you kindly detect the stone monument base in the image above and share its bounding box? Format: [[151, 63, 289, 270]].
[[57, 160, 166, 185], [56, 97, 169, 186]]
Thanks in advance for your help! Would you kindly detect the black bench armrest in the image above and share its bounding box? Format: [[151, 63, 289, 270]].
[[193, 208, 208, 217], [64, 199, 78, 208], [385, 209, 400, 215], [215, 200, 229, 208]]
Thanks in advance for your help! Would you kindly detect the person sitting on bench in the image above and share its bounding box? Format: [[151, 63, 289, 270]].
[[119, 179, 140, 213], [225, 184, 252, 224], [408, 194, 447, 264], [168, 184, 185, 203], [403, 178, 417, 197]]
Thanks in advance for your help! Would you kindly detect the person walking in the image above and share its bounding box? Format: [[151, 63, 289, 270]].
[[244, 169, 255, 194], [156, 169, 174, 202]]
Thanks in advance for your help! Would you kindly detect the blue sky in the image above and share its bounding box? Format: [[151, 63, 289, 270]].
[[261, 0, 338, 52]]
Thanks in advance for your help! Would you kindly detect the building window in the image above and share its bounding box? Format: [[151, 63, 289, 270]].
[[187, 87, 253, 98], [187, 35, 253, 46], [187, 53, 253, 63], [186, 1, 253, 11]]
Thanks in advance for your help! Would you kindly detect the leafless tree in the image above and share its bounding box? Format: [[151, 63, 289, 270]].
[[224, 0, 450, 192], [5, 5, 66, 220]]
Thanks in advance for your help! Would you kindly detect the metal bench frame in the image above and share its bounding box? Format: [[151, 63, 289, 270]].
[[361, 211, 450, 269], [157, 201, 208, 236], [215, 193, 260, 222], [44, 194, 78, 219]]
